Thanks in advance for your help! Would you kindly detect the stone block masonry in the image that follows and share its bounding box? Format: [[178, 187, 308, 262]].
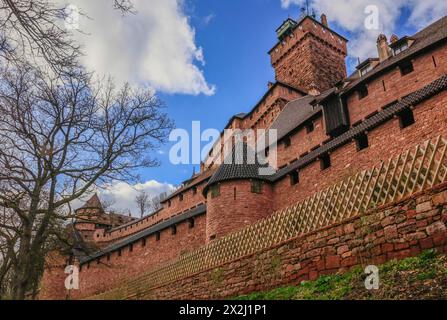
[[85, 132, 447, 298], [120, 184, 447, 300]]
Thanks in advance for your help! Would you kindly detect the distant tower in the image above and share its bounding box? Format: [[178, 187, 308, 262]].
[[269, 13, 348, 93], [204, 143, 274, 242], [74, 194, 105, 242]]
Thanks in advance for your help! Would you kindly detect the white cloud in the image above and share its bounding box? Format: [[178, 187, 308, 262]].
[[62, 0, 215, 95], [73, 180, 175, 217], [203, 13, 216, 25], [280, 0, 447, 60]]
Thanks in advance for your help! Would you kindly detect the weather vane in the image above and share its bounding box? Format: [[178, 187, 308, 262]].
[[301, 0, 313, 17]]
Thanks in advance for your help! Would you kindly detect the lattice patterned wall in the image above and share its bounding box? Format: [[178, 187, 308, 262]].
[[88, 136, 447, 300]]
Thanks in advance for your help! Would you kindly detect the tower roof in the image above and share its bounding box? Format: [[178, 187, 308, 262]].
[[81, 193, 103, 209], [204, 142, 275, 195]]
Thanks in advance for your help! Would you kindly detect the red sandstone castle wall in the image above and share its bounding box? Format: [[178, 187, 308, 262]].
[[206, 180, 274, 241], [70, 213, 207, 299], [96, 180, 208, 244], [347, 43, 447, 126], [271, 18, 347, 92], [276, 115, 328, 168], [127, 184, 447, 300], [273, 42, 447, 170], [273, 90, 447, 211]]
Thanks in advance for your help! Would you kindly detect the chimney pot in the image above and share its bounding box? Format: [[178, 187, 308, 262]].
[[377, 34, 391, 62], [321, 14, 328, 27], [390, 34, 399, 43]]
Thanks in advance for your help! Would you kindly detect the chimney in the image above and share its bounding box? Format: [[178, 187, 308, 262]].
[[308, 83, 320, 96], [267, 81, 274, 89], [377, 34, 391, 62], [321, 14, 328, 28], [390, 34, 399, 44]]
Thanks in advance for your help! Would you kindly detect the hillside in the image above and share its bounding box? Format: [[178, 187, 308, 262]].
[[235, 250, 447, 300]]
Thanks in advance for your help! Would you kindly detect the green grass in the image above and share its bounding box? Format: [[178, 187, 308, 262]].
[[234, 250, 445, 300]]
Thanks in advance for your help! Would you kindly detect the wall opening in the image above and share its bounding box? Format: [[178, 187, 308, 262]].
[[399, 60, 414, 76], [290, 171, 299, 185], [210, 184, 220, 199], [305, 121, 315, 133], [251, 180, 264, 194], [358, 84, 368, 99], [398, 108, 415, 129], [320, 154, 331, 170], [283, 137, 291, 148], [355, 133, 369, 151], [188, 218, 195, 229]]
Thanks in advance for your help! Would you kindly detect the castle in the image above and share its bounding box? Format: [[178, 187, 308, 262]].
[[40, 13, 447, 299]]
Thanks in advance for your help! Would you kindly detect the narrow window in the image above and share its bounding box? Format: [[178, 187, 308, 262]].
[[87, 263, 90, 269], [432, 56, 437, 67], [107, 254, 111, 262], [355, 133, 369, 151], [251, 180, 264, 194], [399, 60, 414, 76], [290, 171, 299, 186], [233, 187, 237, 200], [382, 80, 386, 92], [97, 258, 100, 265], [358, 84, 368, 99], [179, 194, 183, 201], [398, 108, 415, 129], [283, 137, 291, 148], [171, 225, 177, 235], [129, 244, 133, 252], [188, 218, 195, 229], [155, 232, 160, 241], [168, 200, 171, 208], [192, 187, 197, 195], [141, 238, 146, 247], [118, 249, 122, 257], [320, 154, 331, 170], [305, 122, 315, 133], [210, 184, 220, 199]]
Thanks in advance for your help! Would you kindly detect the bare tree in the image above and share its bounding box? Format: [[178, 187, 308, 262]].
[[135, 191, 150, 219], [0, 61, 174, 299], [101, 198, 116, 213], [148, 192, 168, 214], [0, 0, 134, 72]]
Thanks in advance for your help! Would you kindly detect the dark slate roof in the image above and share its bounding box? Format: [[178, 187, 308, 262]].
[[272, 73, 447, 181], [222, 81, 308, 131], [269, 95, 321, 143], [79, 204, 207, 265], [204, 143, 275, 194], [343, 16, 447, 93], [81, 193, 103, 210]]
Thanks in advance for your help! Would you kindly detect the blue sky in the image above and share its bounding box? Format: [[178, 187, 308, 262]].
[[68, 0, 447, 214]]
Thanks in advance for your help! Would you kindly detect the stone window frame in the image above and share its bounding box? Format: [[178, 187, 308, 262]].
[[250, 180, 264, 194], [210, 184, 220, 199]]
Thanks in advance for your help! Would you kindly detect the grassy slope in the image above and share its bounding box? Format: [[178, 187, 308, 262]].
[[234, 250, 447, 300]]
